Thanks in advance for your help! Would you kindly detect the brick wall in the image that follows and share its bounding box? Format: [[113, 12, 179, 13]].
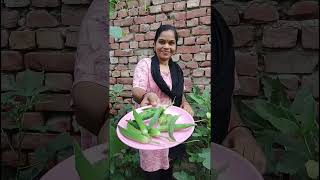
[[1, 0, 91, 167], [213, 0, 319, 102], [109, 0, 211, 114]]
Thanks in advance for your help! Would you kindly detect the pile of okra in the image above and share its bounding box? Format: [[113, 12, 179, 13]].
[[118, 106, 195, 144]]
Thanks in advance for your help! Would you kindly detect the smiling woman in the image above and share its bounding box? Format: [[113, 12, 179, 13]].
[[132, 25, 194, 180]]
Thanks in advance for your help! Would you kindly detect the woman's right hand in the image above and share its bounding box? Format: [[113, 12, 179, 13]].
[[140, 92, 160, 107]]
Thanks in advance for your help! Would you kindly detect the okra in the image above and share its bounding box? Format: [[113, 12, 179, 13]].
[[148, 106, 165, 129], [133, 109, 148, 135], [127, 122, 142, 134], [168, 117, 178, 141], [127, 120, 139, 129], [148, 127, 161, 137], [118, 126, 150, 144], [158, 113, 168, 125], [159, 123, 196, 132], [140, 108, 157, 121]]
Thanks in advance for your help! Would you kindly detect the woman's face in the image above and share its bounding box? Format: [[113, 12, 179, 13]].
[[155, 30, 177, 62]]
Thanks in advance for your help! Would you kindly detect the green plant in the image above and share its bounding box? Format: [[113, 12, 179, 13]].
[[238, 76, 319, 180], [1, 69, 75, 180]]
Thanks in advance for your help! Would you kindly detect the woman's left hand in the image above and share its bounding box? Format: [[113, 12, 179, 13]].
[[181, 102, 194, 116]]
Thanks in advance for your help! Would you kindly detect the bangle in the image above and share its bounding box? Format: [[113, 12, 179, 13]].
[[141, 92, 149, 101], [227, 125, 255, 137]]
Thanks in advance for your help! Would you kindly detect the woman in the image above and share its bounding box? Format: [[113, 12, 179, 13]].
[[132, 25, 194, 180]]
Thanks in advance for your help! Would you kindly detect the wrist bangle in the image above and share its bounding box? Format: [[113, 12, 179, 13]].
[[141, 92, 148, 101], [227, 125, 255, 137]]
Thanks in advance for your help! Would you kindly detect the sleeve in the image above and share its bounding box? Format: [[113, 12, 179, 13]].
[[133, 59, 149, 91], [234, 69, 241, 91]]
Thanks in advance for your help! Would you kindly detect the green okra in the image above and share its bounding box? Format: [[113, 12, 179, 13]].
[[127, 120, 139, 129], [127, 122, 142, 134], [168, 117, 178, 141], [133, 109, 148, 135], [140, 108, 157, 121], [118, 126, 150, 144], [148, 106, 165, 129], [158, 123, 196, 132], [148, 127, 161, 137]]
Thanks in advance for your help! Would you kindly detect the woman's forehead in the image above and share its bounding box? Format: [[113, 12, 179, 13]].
[[158, 30, 176, 40]]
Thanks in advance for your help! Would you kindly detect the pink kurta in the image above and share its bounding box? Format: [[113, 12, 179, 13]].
[[133, 58, 175, 172]]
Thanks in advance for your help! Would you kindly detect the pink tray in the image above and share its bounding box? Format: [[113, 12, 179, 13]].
[[116, 105, 195, 150]]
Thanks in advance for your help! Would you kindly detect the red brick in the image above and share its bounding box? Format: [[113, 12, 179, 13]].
[[177, 29, 190, 37], [200, 16, 210, 25], [119, 33, 134, 42], [139, 41, 150, 48], [115, 64, 129, 71], [120, 42, 129, 49], [114, 50, 134, 57], [184, 78, 192, 92], [196, 35, 209, 45], [177, 45, 200, 54], [62, 0, 90, 4], [112, 70, 121, 78], [192, 26, 210, 35], [1, 9, 19, 28], [174, 1, 186, 11], [110, 43, 119, 50], [1, 51, 24, 71], [145, 31, 156, 40], [113, 18, 134, 27], [187, 18, 199, 27], [45, 73, 73, 92], [150, 5, 162, 14], [26, 10, 59, 28], [162, 20, 174, 26], [61, 5, 87, 26], [181, 54, 193, 62], [135, 34, 145, 41], [244, 3, 279, 23], [162, 3, 173, 12], [175, 20, 186, 28], [193, 77, 210, 85], [187, 8, 207, 19], [277, 75, 299, 90], [184, 37, 196, 45], [31, 0, 60, 7], [200, 61, 210, 67], [192, 69, 204, 77], [150, 22, 161, 30], [152, 0, 164, 5], [110, 77, 116, 84], [127, 0, 139, 8], [235, 52, 258, 76], [1, 30, 8, 48], [9, 31, 36, 50], [46, 114, 71, 132], [25, 52, 75, 72], [183, 69, 191, 76], [200, 44, 210, 52], [302, 26, 319, 49], [200, 0, 210, 7], [230, 26, 254, 47], [4, 0, 29, 7], [265, 51, 318, 74], [287, 1, 319, 19], [235, 76, 260, 96], [117, 9, 128, 18], [117, 78, 133, 85], [121, 70, 130, 77], [135, 16, 155, 24], [36, 30, 64, 49], [138, 7, 149, 16], [35, 94, 72, 111], [205, 68, 210, 77], [1, 151, 27, 167], [12, 133, 59, 150], [22, 112, 45, 129], [187, 0, 200, 8], [171, 12, 186, 21], [214, 5, 240, 25], [194, 53, 206, 61], [119, 57, 128, 64], [140, 24, 150, 32], [128, 7, 138, 16], [1, 74, 15, 91], [262, 27, 298, 48], [65, 31, 79, 47], [156, 13, 167, 22], [186, 61, 198, 69]]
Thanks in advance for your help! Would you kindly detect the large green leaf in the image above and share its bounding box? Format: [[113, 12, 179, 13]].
[[305, 160, 319, 179], [276, 150, 306, 175], [74, 142, 101, 180], [173, 171, 195, 180], [198, 148, 210, 169], [109, 125, 127, 158], [93, 159, 109, 180], [290, 87, 312, 115], [300, 95, 316, 134], [252, 100, 299, 134]]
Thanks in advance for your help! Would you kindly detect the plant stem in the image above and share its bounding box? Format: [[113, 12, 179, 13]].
[[1, 128, 16, 153], [303, 135, 312, 158], [183, 140, 200, 144]]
